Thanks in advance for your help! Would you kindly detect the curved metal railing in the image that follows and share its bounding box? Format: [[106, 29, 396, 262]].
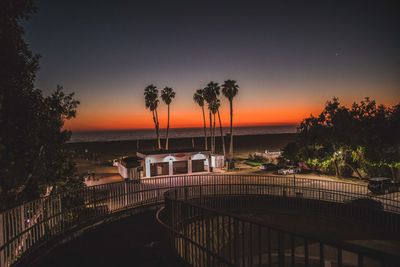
[[0, 174, 399, 266], [159, 184, 400, 267]]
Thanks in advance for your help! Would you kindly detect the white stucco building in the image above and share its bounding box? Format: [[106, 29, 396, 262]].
[[117, 156, 142, 179], [137, 149, 211, 178]]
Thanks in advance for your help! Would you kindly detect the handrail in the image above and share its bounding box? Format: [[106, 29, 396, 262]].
[[160, 184, 400, 267], [156, 206, 235, 267], [0, 174, 399, 266]]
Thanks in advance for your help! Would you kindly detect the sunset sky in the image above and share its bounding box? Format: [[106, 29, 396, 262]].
[[25, 0, 400, 131]]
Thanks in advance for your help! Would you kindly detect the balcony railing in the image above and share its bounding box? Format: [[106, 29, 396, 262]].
[[0, 174, 399, 266], [159, 183, 400, 267]]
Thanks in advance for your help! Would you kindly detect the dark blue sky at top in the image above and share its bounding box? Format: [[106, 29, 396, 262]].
[[23, 0, 400, 129]]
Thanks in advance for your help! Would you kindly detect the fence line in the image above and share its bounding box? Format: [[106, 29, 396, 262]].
[[160, 184, 400, 267], [0, 174, 399, 266]]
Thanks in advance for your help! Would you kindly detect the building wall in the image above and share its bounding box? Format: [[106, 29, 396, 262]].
[[118, 164, 140, 179], [141, 152, 210, 178]]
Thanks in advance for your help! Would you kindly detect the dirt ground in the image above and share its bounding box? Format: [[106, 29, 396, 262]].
[[70, 132, 365, 186], [75, 156, 369, 187]]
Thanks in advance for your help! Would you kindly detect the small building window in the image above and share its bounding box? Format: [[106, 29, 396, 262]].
[[150, 162, 169, 177], [192, 159, 206, 172], [173, 161, 188, 175]]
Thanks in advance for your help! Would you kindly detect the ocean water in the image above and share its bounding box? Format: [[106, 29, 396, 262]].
[[69, 125, 297, 143]]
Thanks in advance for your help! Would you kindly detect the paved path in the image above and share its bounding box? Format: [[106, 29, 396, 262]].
[[31, 210, 186, 267]]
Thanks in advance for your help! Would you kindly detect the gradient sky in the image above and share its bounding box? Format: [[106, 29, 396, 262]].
[[25, 0, 400, 131]]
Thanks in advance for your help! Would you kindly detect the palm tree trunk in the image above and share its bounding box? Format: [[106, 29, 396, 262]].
[[165, 104, 170, 150], [229, 100, 233, 160], [333, 159, 340, 178], [152, 110, 158, 149], [202, 105, 207, 150], [154, 108, 161, 149], [209, 110, 213, 153], [217, 109, 226, 158], [213, 113, 216, 154], [345, 163, 363, 180]]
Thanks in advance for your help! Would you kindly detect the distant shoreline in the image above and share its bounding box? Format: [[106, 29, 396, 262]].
[[70, 124, 298, 134], [67, 133, 296, 160], [68, 125, 297, 143]]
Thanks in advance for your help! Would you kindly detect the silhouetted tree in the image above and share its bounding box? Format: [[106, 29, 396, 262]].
[[222, 80, 239, 168], [358, 101, 400, 180], [193, 89, 208, 150], [209, 99, 222, 156], [144, 85, 161, 149], [217, 106, 225, 158], [283, 97, 400, 180], [161, 87, 175, 150], [208, 96, 227, 159], [203, 82, 221, 154], [0, 0, 81, 209]]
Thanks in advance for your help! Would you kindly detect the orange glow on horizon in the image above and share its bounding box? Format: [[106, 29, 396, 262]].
[[64, 105, 320, 132], [63, 84, 399, 132]]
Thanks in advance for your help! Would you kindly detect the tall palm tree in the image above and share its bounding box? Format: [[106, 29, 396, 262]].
[[193, 89, 208, 150], [161, 87, 175, 150], [144, 84, 161, 149], [209, 99, 219, 154], [222, 80, 239, 166], [203, 82, 220, 154], [209, 98, 226, 157], [216, 102, 226, 157]]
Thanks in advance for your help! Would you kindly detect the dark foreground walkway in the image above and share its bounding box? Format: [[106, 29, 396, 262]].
[[31, 210, 186, 267]]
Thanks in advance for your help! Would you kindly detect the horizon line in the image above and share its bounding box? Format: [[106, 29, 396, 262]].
[[70, 123, 299, 133]]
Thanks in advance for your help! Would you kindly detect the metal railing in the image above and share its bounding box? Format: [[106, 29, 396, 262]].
[[160, 184, 400, 267], [0, 174, 399, 266]]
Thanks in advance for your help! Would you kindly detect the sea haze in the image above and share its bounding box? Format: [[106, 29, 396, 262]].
[[69, 125, 297, 143]]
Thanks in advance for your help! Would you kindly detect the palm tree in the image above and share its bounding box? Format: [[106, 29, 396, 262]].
[[216, 103, 226, 157], [144, 84, 161, 149], [203, 82, 220, 154], [209, 99, 219, 154], [161, 87, 175, 150], [209, 98, 226, 157], [222, 80, 239, 166], [193, 89, 208, 150]]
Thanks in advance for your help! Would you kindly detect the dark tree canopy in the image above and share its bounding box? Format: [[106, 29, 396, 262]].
[[0, 0, 81, 209], [283, 97, 400, 180]]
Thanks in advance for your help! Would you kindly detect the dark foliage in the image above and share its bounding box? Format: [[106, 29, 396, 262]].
[[0, 0, 82, 210], [282, 97, 400, 180]]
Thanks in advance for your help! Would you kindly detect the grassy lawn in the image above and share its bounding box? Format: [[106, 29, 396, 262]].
[[244, 159, 264, 167]]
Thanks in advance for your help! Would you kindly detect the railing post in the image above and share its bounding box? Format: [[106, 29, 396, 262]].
[[233, 218, 239, 265], [320, 243, 324, 267], [358, 254, 363, 267], [304, 238, 309, 267], [278, 231, 284, 267], [337, 247, 342, 267], [92, 187, 96, 210], [0, 213, 4, 267], [124, 181, 128, 208]]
